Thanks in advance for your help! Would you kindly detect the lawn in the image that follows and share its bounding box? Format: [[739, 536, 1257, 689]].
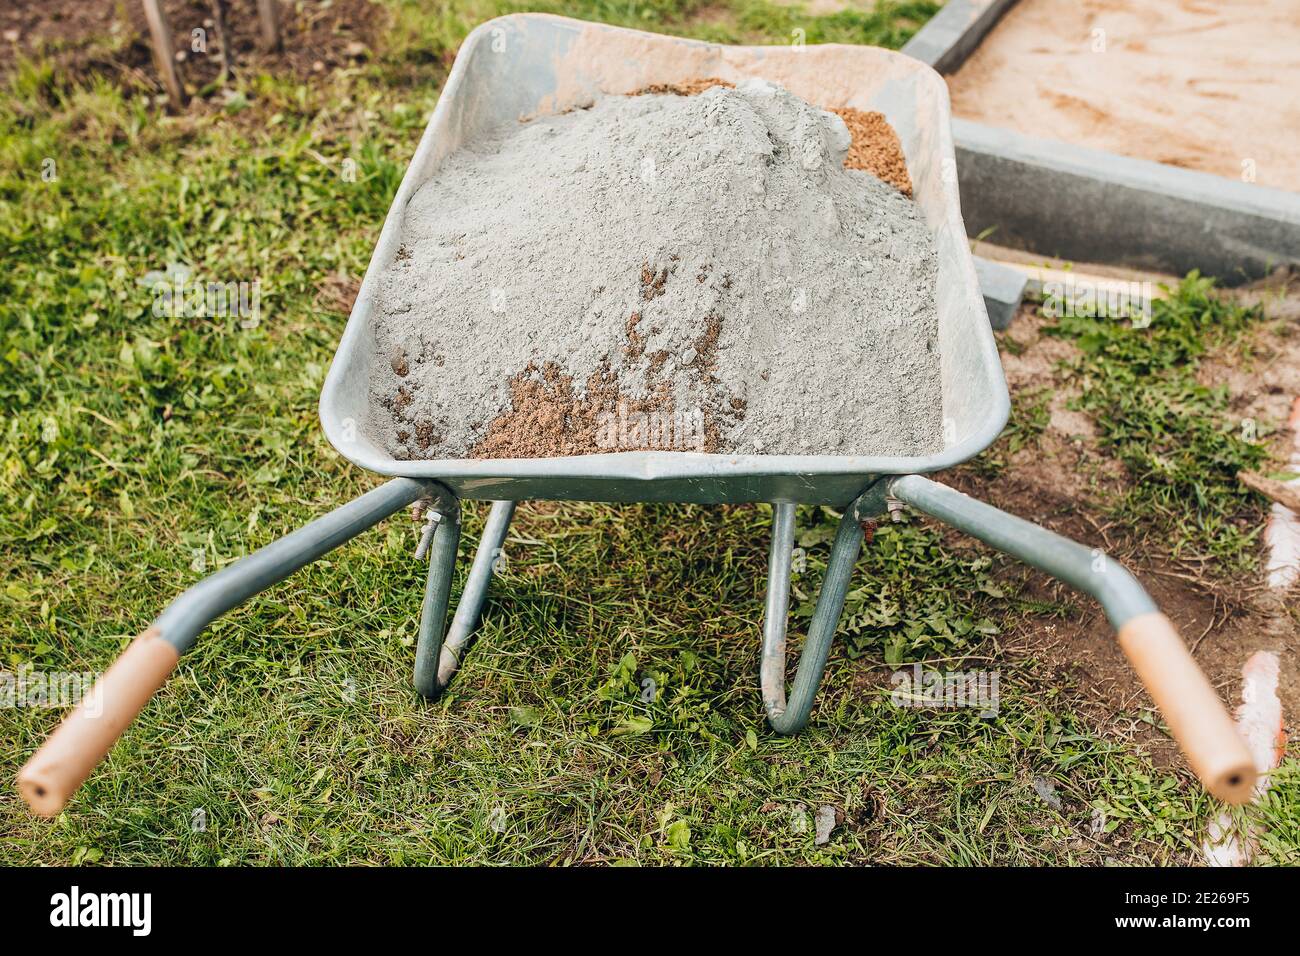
[[1, 0, 1294, 865]]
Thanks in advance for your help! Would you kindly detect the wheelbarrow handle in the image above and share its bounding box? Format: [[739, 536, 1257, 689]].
[[1115, 611, 1255, 801], [888, 475, 1257, 805], [17, 477, 445, 817], [18, 629, 178, 816]]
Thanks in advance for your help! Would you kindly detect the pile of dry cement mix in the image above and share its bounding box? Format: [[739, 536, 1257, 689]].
[[368, 78, 943, 459]]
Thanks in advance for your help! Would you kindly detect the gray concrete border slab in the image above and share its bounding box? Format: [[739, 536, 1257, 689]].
[[900, 0, 1019, 75], [904, 0, 1300, 282]]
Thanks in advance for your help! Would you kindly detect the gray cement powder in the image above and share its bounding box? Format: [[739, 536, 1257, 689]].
[[368, 79, 943, 459]]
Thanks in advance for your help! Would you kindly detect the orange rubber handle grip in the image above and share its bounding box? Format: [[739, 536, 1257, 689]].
[[1117, 613, 1256, 804], [17, 630, 179, 817]]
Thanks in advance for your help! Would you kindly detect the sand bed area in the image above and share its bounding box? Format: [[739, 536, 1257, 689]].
[[947, 0, 1300, 192]]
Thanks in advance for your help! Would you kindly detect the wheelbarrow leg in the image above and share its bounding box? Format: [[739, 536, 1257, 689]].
[[760, 496, 869, 733], [414, 499, 516, 698]]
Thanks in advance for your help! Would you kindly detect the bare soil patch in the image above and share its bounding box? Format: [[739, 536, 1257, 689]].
[[949, 461, 1296, 770], [1, 0, 384, 91], [949, 286, 1300, 768], [1202, 270, 1300, 458]]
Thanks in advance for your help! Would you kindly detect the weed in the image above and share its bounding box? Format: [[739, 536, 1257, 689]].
[[1046, 273, 1270, 570]]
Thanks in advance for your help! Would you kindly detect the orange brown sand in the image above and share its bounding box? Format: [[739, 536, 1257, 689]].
[[831, 107, 912, 196], [633, 77, 735, 96], [470, 361, 703, 458]]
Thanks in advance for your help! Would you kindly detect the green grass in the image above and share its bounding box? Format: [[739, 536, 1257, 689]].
[[1045, 274, 1271, 571], [0, 1, 1285, 865], [732, 0, 942, 45], [381, 0, 941, 55], [793, 509, 1009, 664], [966, 384, 1052, 478], [1247, 761, 1300, 865]]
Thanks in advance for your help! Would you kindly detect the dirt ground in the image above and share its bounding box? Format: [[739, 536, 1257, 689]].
[[946, 0, 1300, 193], [948, 277, 1300, 769], [0, 0, 383, 91]]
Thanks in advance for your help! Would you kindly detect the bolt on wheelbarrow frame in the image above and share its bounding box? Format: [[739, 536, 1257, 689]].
[[16, 14, 1257, 814]]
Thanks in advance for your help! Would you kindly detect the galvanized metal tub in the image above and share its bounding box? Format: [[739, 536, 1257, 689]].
[[319, 12, 1009, 505]]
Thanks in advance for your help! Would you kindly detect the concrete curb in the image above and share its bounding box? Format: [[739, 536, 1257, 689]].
[[904, 1, 1300, 282], [972, 255, 1027, 330], [954, 120, 1300, 282], [900, 0, 1019, 74]]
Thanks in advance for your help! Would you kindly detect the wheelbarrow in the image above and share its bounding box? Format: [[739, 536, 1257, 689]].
[[18, 14, 1256, 815]]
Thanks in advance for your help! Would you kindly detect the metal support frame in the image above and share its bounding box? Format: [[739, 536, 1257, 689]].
[[760, 491, 882, 733], [150, 472, 1158, 731], [756, 471, 1161, 735], [147, 476, 516, 698], [887, 475, 1156, 628], [154, 477, 443, 653], [414, 500, 517, 698], [18, 470, 1257, 814]]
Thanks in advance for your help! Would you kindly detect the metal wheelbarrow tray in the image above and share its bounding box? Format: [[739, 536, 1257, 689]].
[[18, 14, 1256, 816]]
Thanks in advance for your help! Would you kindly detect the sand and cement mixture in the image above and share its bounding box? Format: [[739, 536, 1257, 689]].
[[368, 79, 942, 459]]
